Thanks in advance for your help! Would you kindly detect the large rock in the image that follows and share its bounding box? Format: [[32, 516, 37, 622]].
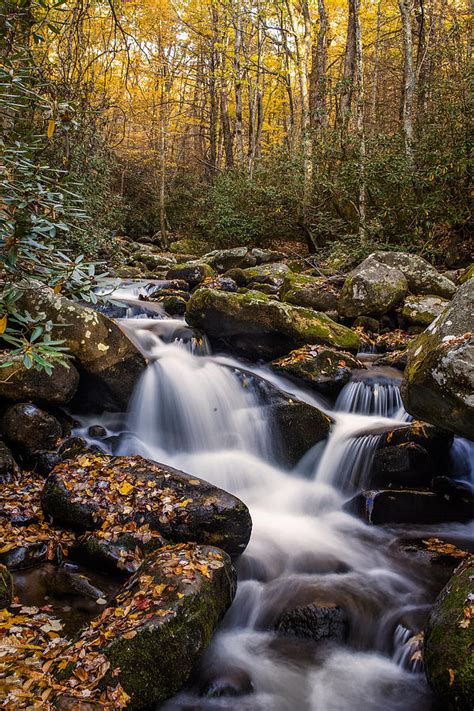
[[345, 488, 474, 525], [372, 251, 457, 298], [41, 454, 252, 557], [61, 543, 236, 709], [338, 254, 408, 318], [401, 278, 474, 439], [2, 403, 62, 454], [281, 273, 339, 312], [16, 283, 146, 409], [202, 247, 257, 271], [186, 289, 360, 360], [0, 441, 17, 483], [276, 602, 348, 642], [424, 559, 474, 710], [239, 262, 290, 289], [370, 443, 433, 488], [0, 358, 79, 405], [269, 398, 331, 467], [402, 295, 449, 327], [271, 345, 363, 395], [166, 261, 214, 287]]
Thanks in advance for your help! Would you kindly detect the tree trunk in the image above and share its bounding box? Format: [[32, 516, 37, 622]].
[[399, 0, 416, 166], [352, 0, 367, 243], [339, 0, 356, 130]]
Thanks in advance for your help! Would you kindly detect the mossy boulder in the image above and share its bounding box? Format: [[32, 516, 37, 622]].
[[61, 543, 236, 709], [401, 278, 474, 439], [41, 453, 252, 557], [281, 273, 339, 312], [166, 261, 214, 287], [168, 238, 212, 256], [372, 251, 456, 298], [0, 357, 79, 405], [338, 254, 408, 318], [402, 295, 449, 327], [271, 345, 364, 395], [424, 559, 474, 710], [0, 563, 13, 608], [202, 247, 257, 271], [16, 282, 146, 409], [237, 262, 290, 289], [185, 288, 360, 360]]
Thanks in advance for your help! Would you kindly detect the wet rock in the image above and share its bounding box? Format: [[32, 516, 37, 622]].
[[0, 358, 80, 405], [203, 247, 257, 271], [424, 559, 474, 710], [370, 443, 433, 488], [0, 441, 17, 483], [141, 253, 177, 271], [161, 294, 188, 315], [166, 261, 214, 288], [269, 398, 331, 467], [2, 403, 61, 454], [401, 277, 474, 439], [402, 295, 449, 327], [69, 543, 236, 709], [70, 530, 167, 576], [0, 563, 13, 607], [338, 254, 408, 318], [431, 476, 474, 500], [276, 602, 348, 642], [42, 454, 252, 557], [271, 345, 364, 395], [16, 282, 147, 409], [0, 540, 49, 570], [344, 489, 474, 525], [186, 289, 360, 360], [281, 273, 339, 311], [372, 251, 457, 298], [199, 668, 254, 698], [379, 422, 454, 470], [353, 315, 380, 332], [88, 425, 107, 438]]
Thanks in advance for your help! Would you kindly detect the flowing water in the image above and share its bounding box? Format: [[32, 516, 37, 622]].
[[74, 289, 473, 710]]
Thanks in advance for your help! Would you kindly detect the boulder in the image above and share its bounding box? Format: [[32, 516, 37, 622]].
[[271, 345, 364, 395], [0, 441, 17, 483], [338, 255, 408, 318], [424, 559, 474, 710], [166, 262, 214, 288], [372, 251, 457, 298], [202, 247, 257, 271], [2, 403, 62, 454], [0, 563, 13, 608], [276, 602, 348, 642], [239, 262, 289, 289], [185, 289, 360, 360], [370, 443, 433, 488], [251, 248, 286, 264], [0, 358, 79, 405], [70, 530, 167, 576], [401, 278, 474, 439], [344, 489, 474, 525], [281, 273, 339, 312], [168, 238, 212, 256], [16, 283, 146, 409], [402, 295, 449, 327], [42, 454, 252, 557], [63, 543, 236, 709], [269, 398, 331, 467], [379, 422, 454, 469]]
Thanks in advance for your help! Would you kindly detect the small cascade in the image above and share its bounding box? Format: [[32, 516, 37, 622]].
[[335, 370, 409, 420], [393, 624, 424, 673]]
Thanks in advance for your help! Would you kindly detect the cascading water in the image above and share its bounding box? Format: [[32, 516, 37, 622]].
[[74, 292, 464, 710]]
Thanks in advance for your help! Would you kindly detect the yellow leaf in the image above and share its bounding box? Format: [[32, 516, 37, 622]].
[[152, 583, 167, 597], [448, 668, 455, 686], [53, 282, 63, 294], [119, 481, 134, 496], [47, 119, 56, 139], [0, 314, 6, 334]]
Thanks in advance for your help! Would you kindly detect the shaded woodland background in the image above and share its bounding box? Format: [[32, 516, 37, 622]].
[[1, 0, 472, 269]]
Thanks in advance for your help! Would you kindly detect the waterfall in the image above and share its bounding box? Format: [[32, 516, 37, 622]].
[[73, 294, 440, 711]]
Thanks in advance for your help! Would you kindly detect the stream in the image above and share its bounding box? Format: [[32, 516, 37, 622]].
[[71, 282, 472, 710]]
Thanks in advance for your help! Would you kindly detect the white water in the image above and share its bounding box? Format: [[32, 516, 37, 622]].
[[74, 294, 465, 710]]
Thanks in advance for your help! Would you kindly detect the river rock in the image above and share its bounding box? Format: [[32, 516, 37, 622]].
[[203, 247, 257, 271], [166, 261, 214, 287], [168, 238, 212, 256], [0, 564, 13, 608], [372, 251, 457, 298], [185, 289, 360, 360], [281, 273, 339, 311], [424, 559, 474, 710], [379, 422, 454, 470], [251, 248, 286, 264], [16, 282, 146, 409], [271, 345, 364, 395], [402, 295, 449, 327], [276, 602, 348, 642], [370, 443, 433, 488], [269, 398, 331, 467], [70, 529, 167, 576], [239, 262, 290, 289], [67, 543, 236, 709], [338, 255, 408, 318], [0, 358, 80, 405], [401, 277, 474, 439], [41, 454, 252, 557], [2, 403, 62, 454], [0, 441, 17, 483], [344, 489, 474, 525]]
